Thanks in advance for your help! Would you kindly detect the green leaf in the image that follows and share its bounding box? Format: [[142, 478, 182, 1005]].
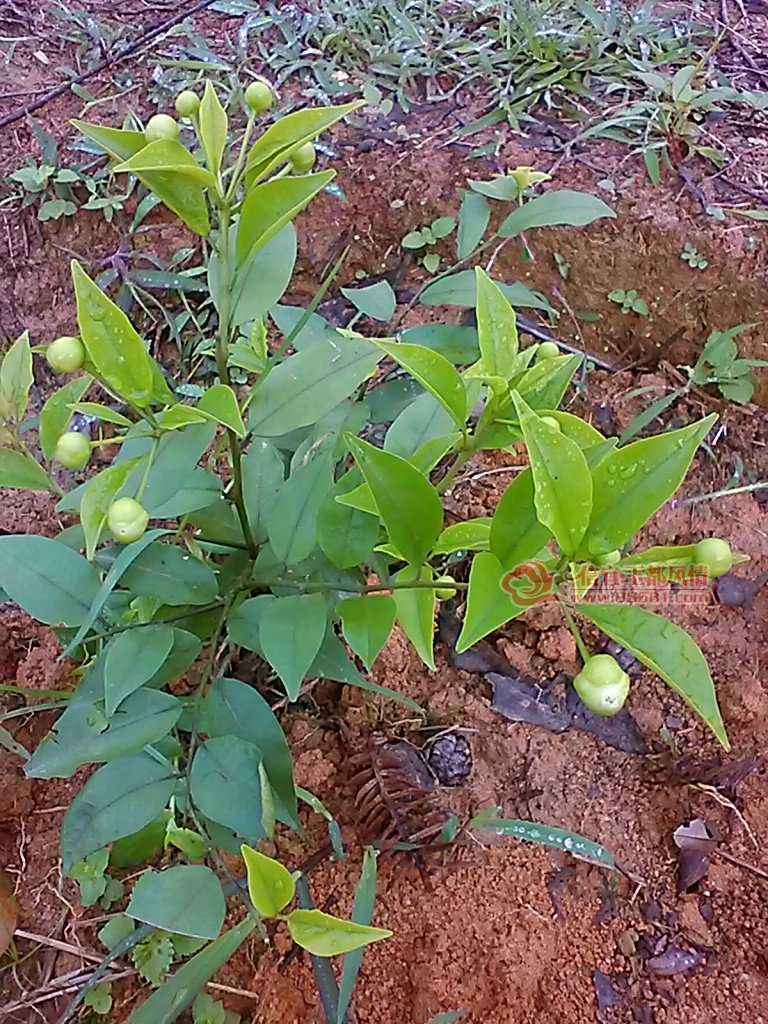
[[72, 261, 154, 406], [120, 542, 218, 606], [198, 80, 227, 177], [72, 119, 147, 161], [241, 846, 295, 917], [336, 847, 378, 1023], [575, 602, 729, 750], [81, 458, 143, 559], [474, 267, 519, 380], [226, 224, 296, 327], [498, 190, 615, 237], [513, 353, 582, 411], [60, 752, 175, 873], [419, 271, 553, 312], [392, 564, 436, 670], [245, 101, 363, 184], [401, 324, 479, 365], [127, 865, 225, 940], [190, 737, 264, 838], [69, 401, 132, 427], [340, 281, 396, 322], [310, 629, 423, 710], [113, 140, 211, 235], [456, 551, 522, 652], [237, 171, 335, 267], [583, 414, 717, 556], [267, 455, 332, 565], [198, 383, 245, 437], [110, 812, 172, 868], [166, 826, 207, 860], [433, 518, 491, 555], [542, 410, 605, 448], [384, 392, 455, 461], [457, 190, 490, 259], [338, 595, 395, 670], [259, 593, 328, 700], [0, 332, 32, 423], [199, 676, 297, 828], [489, 468, 552, 569], [317, 494, 379, 569], [366, 341, 467, 428], [0, 535, 100, 625], [0, 450, 52, 491], [248, 335, 380, 437], [242, 439, 284, 543], [25, 689, 181, 780], [512, 393, 592, 556], [103, 624, 175, 716], [471, 813, 615, 867], [125, 920, 256, 1024], [287, 908, 391, 957], [132, 932, 174, 985], [347, 436, 443, 566], [39, 376, 92, 461]]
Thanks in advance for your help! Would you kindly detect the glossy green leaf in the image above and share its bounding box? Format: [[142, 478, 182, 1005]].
[[241, 845, 295, 917], [0, 535, 100, 625], [245, 101, 363, 184], [127, 865, 225, 939], [474, 267, 518, 380], [259, 593, 328, 700], [125, 919, 256, 1024], [498, 190, 615, 237], [0, 332, 32, 423], [190, 737, 264, 838], [68, 401, 132, 428], [513, 393, 592, 556], [347, 436, 442, 567], [113, 140, 211, 234], [392, 564, 436, 670], [618, 543, 698, 568], [157, 404, 209, 431], [248, 335, 380, 437], [400, 324, 479, 364], [489, 468, 552, 569], [198, 80, 227, 177], [338, 595, 395, 670], [242, 439, 284, 543], [287, 908, 391, 957], [341, 280, 396, 322], [60, 752, 175, 873], [384, 391, 454, 458], [120, 542, 218, 605], [197, 383, 245, 437], [419, 271, 553, 312], [267, 455, 333, 565], [72, 120, 147, 161], [471, 813, 615, 867], [72, 261, 154, 406], [575, 602, 729, 749], [542, 410, 605, 448], [513, 353, 582, 411], [457, 189, 490, 259], [39, 376, 92, 461], [0, 450, 51, 491], [433, 518, 491, 555], [317, 493, 379, 569], [237, 171, 335, 267], [456, 551, 523, 652], [81, 458, 142, 560], [367, 341, 467, 428], [103, 624, 175, 716], [583, 414, 717, 556], [336, 847, 378, 1023]]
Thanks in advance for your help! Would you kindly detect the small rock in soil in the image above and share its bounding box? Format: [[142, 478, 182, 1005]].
[[425, 730, 473, 786], [647, 946, 701, 975], [715, 571, 767, 609], [489, 671, 569, 732]]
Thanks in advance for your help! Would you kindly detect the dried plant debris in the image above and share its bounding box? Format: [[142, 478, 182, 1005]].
[[647, 946, 701, 975], [349, 737, 451, 849], [424, 730, 473, 786], [715, 570, 768, 609], [593, 968, 625, 1011], [673, 818, 720, 892]]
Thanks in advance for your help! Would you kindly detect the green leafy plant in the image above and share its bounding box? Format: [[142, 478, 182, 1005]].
[[402, 216, 457, 273], [608, 288, 648, 316], [680, 242, 708, 269], [0, 79, 738, 1021]]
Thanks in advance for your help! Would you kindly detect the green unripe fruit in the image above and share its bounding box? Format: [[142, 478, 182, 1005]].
[[290, 142, 316, 173], [175, 90, 200, 117], [693, 538, 733, 578], [54, 431, 90, 470], [245, 80, 274, 113], [107, 497, 149, 544], [435, 575, 458, 600], [46, 335, 85, 374], [573, 654, 630, 717], [536, 341, 560, 361], [144, 114, 179, 143], [540, 416, 561, 432]]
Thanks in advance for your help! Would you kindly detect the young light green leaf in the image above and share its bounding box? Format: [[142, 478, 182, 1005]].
[[498, 190, 615, 237], [474, 267, 519, 381], [338, 595, 396, 670], [60, 752, 176, 873], [0, 450, 52, 491], [574, 602, 729, 750], [39, 376, 92, 461], [317, 494, 379, 569], [241, 845, 296, 917], [127, 865, 225, 940], [366, 341, 468, 428], [455, 551, 523, 652], [340, 281, 396, 322], [457, 189, 490, 259], [392, 564, 436, 670], [157, 404, 209, 431], [433, 518, 491, 555], [72, 120, 147, 161], [113, 140, 211, 235], [68, 401, 133, 428], [0, 535, 100, 625], [80, 458, 142, 559], [489, 468, 552, 569], [512, 393, 592, 556], [336, 846, 379, 1024], [259, 593, 328, 700], [287, 908, 391, 957], [72, 261, 154, 406], [266, 455, 333, 565], [513, 353, 582, 411], [103, 624, 175, 716], [237, 172, 335, 267], [197, 383, 245, 437], [347, 436, 443, 567], [582, 413, 717, 556], [541, 410, 605, 448], [0, 332, 33, 423], [198, 80, 227, 177]]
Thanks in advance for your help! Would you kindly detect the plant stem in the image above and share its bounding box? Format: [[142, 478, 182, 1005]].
[[560, 602, 590, 662], [671, 480, 768, 508], [436, 445, 475, 495]]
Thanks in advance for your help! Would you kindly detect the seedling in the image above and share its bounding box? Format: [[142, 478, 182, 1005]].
[[608, 288, 648, 316], [681, 242, 708, 269], [401, 216, 457, 273]]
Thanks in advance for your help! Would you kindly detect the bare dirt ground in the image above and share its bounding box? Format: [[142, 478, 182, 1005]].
[[0, 2, 767, 1023]]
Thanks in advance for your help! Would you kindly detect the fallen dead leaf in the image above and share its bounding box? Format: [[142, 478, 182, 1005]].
[[673, 818, 719, 892], [0, 869, 17, 955], [648, 946, 701, 975]]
